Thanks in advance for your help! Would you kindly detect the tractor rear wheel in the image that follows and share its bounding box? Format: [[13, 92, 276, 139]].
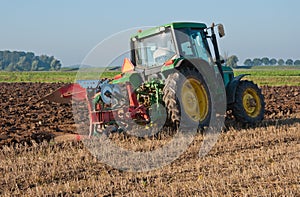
[[163, 67, 211, 129], [231, 80, 265, 124]]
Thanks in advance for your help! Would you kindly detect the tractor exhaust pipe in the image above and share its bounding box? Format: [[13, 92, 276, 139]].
[[207, 23, 225, 80]]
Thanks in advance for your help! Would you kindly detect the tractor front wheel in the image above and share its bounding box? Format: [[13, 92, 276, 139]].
[[231, 80, 265, 124]]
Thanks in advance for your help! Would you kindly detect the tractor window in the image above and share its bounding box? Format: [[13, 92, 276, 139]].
[[175, 28, 196, 58], [190, 29, 209, 61], [181, 42, 193, 56], [133, 29, 176, 67], [175, 28, 209, 61]]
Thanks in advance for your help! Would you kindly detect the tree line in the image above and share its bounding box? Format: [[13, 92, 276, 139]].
[[0, 50, 62, 71], [226, 55, 300, 68]]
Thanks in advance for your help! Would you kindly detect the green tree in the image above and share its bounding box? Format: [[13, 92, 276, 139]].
[[278, 59, 284, 66], [26, 52, 34, 60], [269, 58, 277, 65], [17, 56, 32, 71], [31, 60, 40, 71], [36, 55, 48, 70], [0, 51, 10, 69], [0, 61, 3, 70], [11, 51, 19, 64], [285, 59, 293, 65], [50, 59, 62, 71], [0, 50, 62, 71], [244, 59, 253, 66], [253, 58, 262, 66], [261, 57, 270, 65], [294, 60, 300, 65], [226, 55, 239, 68], [5, 63, 15, 71]]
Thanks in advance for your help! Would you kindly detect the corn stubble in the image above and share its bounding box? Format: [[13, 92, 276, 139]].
[[0, 119, 299, 196]]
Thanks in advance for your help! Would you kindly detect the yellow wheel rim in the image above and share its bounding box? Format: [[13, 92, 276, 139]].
[[181, 78, 209, 122], [242, 88, 262, 118]]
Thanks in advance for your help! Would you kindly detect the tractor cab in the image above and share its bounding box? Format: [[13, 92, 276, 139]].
[[130, 22, 228, 82]]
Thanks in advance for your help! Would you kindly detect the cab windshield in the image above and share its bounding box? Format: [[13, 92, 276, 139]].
[[174, 28, 210, 61], [133, 29, 176, 67]]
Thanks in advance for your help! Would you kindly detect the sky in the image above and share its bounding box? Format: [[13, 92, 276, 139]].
[[1, 0, 300, 66]]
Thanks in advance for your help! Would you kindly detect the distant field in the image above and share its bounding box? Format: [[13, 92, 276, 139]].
[[240, 65, 300, 70], [234, 66, 300, 86], [0, 71, 119, 83], [0, 66, 299, 86]]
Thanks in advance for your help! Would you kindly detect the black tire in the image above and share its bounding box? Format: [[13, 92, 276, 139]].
[[231, 80, 265, 124], [162, 67, 211, 129]]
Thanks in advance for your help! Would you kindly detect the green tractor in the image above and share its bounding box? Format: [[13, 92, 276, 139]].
[[46, 22, 265, 135]]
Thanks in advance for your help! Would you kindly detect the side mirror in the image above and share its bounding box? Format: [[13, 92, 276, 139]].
[[218, 24, 225, 38]]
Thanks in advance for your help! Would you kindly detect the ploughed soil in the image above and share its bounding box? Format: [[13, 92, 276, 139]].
[[0, 82, 299, 146]]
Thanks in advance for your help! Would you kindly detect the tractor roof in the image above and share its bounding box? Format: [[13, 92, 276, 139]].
[[131, 22, 207, 39]]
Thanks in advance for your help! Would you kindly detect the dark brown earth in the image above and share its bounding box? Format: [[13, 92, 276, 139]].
[[0, 83, 299, 146]]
